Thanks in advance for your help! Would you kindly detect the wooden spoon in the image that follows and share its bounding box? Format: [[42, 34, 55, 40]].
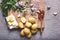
[[39, 0, 45, 32]]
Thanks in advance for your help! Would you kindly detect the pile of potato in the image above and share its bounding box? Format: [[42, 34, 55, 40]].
[[18, 17, 38, 38]]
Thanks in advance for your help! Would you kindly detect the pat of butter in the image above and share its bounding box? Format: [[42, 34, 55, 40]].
[[6, 14, 18, 29]]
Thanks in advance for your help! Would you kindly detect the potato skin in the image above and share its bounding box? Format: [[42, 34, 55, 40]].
[[25, 22, 32, 28], [31, 29, 38, 34], [18, 22, 24, 28], [24, 28, 30, 35], [20, 29, 25, 36], [29, 17, 35, 23], [31, 24, 38, 29], [19, 16, 38, 38], [26, 32, 32, 38], [21, 17, 26, 23]]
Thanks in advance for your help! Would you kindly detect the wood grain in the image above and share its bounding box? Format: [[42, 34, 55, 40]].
[[39, 0, 45, 32]]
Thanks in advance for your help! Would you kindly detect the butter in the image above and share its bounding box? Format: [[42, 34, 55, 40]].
[[6, 14, 18, 29]]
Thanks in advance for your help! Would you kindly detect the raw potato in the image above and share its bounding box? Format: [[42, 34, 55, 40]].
[[31, 29, 37, 34], [18, 22, 24, 28], [21, 17, 26, 23], [24, 28, 30, 35], [20, 29, 25, 36], [25, 22, 32, 28], [29, 17, 35, 23], [31, 24, 38, 29], [27, 32, 32, 38]]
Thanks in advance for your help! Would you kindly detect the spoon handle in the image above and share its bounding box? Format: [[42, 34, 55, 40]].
[[39, 0, 45, 32]]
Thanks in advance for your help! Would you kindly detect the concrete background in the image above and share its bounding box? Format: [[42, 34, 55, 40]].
[[0, 0, 60, 40]]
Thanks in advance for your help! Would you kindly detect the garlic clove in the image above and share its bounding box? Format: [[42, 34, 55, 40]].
[[53, 12, 58, 16]]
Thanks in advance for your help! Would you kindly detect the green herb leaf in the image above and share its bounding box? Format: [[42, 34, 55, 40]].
[[14, 0, 18, 2], [5, 6, 8, 9], [13, 5, 16, 9], [6, 2, 12, 5]]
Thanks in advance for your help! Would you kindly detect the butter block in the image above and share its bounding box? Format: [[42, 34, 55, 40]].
[[6, 14, 18, 29]]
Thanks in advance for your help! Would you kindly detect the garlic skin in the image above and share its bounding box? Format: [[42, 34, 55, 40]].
[[31, 7, 37, 12], [15, 2, 19, 7], [30, 4, 33, 7], [53, 12, 58, 16], [19, 1, 25, 6]]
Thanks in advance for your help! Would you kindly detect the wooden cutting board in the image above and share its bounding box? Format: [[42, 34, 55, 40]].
[[8, 9, 39, 28], [7, 0, 45, 29]]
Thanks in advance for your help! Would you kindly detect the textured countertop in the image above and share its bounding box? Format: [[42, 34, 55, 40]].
[[0, 0, 60, 40]]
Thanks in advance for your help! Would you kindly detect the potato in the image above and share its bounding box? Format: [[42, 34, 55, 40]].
[[29, 17, 35, 23], [24, 28, 30, 35], [31, 24, 38, 29], [21, 17, 26, 23], [20, 29, 25, 36], [25, 22, 32, 28], [18, 22, 24, 28], [26, 32, 32, 38], [31, 29, 37, 34]]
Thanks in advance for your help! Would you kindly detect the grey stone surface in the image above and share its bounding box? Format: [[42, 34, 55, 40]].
[[0, 0, 60, 40]]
